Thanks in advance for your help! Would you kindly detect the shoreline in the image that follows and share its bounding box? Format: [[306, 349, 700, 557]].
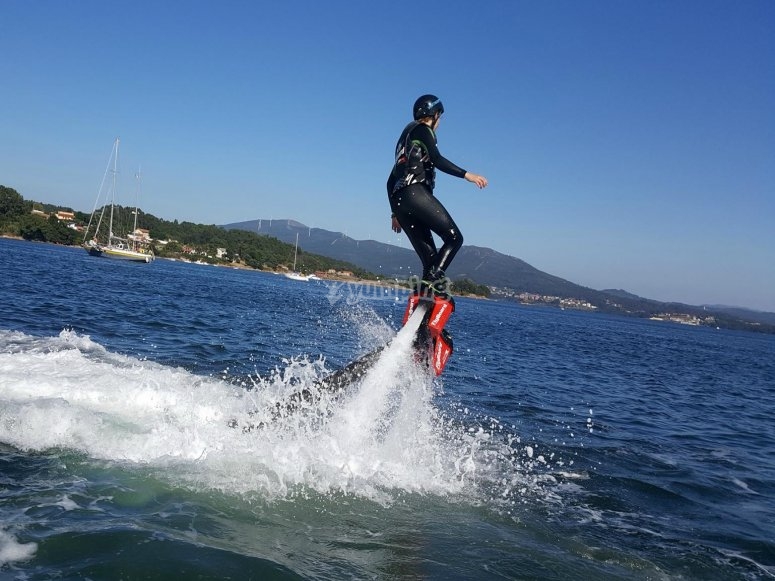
[[4, 237, 769, 319], [0, 235, 418, 293]]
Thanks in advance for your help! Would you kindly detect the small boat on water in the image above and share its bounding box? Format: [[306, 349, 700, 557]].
[[284, 232, 311, 281], [285, 272, 312, 282], [83, 138, 155, 263]]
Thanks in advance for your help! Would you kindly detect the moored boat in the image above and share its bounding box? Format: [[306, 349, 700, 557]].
[[83, 138, 154, 263]]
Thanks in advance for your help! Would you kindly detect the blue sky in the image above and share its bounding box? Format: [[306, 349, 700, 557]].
[[2, 0, 773, 311]]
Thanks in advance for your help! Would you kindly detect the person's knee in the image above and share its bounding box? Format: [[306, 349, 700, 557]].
[[450, 229, 463, 249]]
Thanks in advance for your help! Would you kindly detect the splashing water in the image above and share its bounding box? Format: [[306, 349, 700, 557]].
[[0, 528, 37, 567], [0, 316, 553, 509]]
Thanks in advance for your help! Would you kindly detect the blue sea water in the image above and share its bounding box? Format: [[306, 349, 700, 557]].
[[0, 237, 774, 580]]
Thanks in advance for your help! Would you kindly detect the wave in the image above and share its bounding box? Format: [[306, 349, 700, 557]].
[[0, 328, 547, 508]]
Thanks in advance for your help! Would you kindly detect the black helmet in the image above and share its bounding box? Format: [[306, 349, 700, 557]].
[[413, 94, 444, 120]]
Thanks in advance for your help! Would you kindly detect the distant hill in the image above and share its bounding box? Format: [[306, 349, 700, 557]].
[[702, 305, 775, 326], [223, 219, 775, 332], [224, 218, 418, 277], [223, 218, 597, 298], [601, 289, 645, 301]]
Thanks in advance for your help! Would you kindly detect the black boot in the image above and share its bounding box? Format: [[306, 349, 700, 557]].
[[424, 267, 451, 299]]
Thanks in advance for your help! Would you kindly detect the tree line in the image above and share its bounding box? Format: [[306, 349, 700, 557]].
[[451, 278, 491, 298], [0, 185, 83, 245], [0, 184, 374, 277]]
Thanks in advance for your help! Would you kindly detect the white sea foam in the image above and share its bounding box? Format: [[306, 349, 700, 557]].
[[731, 478, 760, 495], [0, 324, 540, 505], [0, 529, 37, 566]]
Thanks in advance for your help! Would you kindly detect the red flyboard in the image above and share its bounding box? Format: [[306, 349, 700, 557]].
[[402, 294, 455, 375]]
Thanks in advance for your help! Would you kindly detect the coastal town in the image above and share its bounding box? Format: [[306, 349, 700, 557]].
[[490, 287, 720, 327]]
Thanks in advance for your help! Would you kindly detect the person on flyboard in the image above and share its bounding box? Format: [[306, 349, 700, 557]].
[[386, 94, 488, 375]]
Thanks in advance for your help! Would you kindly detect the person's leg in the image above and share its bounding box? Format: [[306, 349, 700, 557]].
[[394, 184, 463, 297], [393, 185, 438, 279], [407, 189, 463, 275]]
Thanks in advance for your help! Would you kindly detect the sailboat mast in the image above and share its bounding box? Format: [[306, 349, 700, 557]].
[[293, 232, 299, 271], [132, 166, 141, 252], [108, 137, 119, 241]]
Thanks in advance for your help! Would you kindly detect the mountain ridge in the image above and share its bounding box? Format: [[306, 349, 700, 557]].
[[223, 218, 590, 295], [223, 219, 774, 331]]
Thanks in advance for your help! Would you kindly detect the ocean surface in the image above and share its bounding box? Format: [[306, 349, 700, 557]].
[[0, 236, 773, 580]]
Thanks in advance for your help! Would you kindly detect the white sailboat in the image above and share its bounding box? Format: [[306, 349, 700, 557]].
[[83, 138, 155, 263], [284, 232, 311, 281]]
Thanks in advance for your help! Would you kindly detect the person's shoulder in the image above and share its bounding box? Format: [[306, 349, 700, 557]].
[[398, 121, 418, 140], [410, 122, 434, 140]]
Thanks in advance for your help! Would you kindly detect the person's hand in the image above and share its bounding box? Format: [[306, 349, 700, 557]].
[[391, 216, 402, 233], [465, 172, 488, 189]]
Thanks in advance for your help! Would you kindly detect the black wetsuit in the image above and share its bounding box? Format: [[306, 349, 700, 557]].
[[386, 122, 467, 280]]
